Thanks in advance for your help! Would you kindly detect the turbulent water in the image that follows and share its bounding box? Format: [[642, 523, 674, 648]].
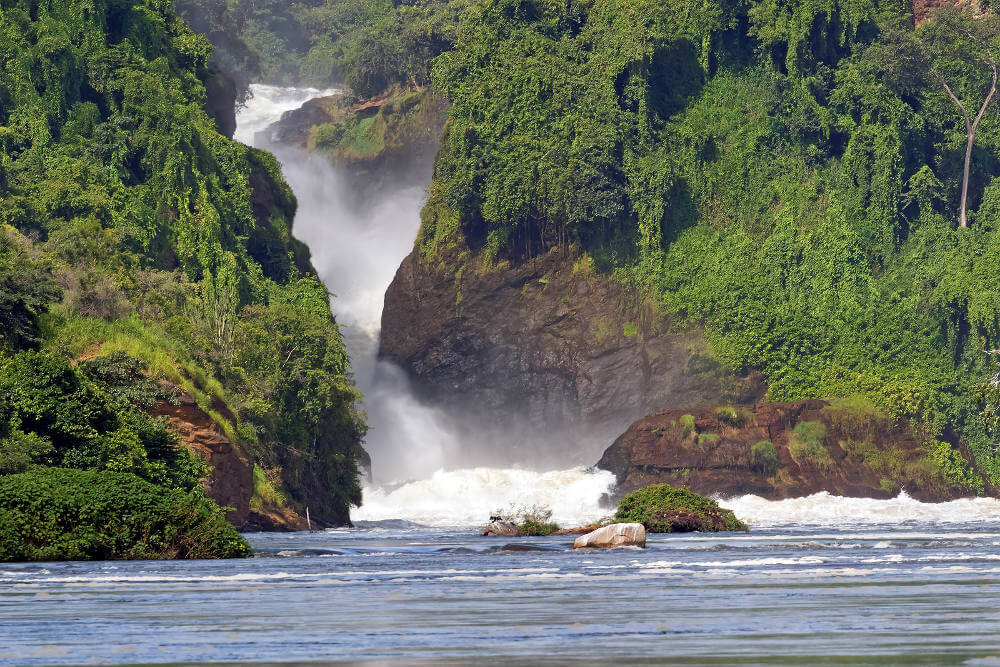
[[5, 509, 1000, 664], [6, 86, 1000, 666]]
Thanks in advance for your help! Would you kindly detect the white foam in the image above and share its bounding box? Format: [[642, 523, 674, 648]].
[[722, 490, 1000, 527], [354, 467, 616, 527], [234, 84, 342, 144]]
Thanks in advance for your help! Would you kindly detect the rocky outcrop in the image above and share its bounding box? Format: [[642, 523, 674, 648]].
[[264, 88, 447, 200], [597, 399, 989, 502], [481, 519, 520, 537], [150, 391, 309, 531], [573, 523, 646, 548], [380, 246, 765, 460], [151, 392, 252, 526]]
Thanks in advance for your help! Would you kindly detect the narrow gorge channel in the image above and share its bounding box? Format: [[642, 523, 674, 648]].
[[235, 85, 616, 526]]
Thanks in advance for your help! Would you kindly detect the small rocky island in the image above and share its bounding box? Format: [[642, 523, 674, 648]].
[[481, 483, 747, 548]]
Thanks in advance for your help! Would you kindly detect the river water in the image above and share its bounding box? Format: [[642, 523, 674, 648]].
[[4, 499, 1000, 664], [4, 87, 1000, 665]]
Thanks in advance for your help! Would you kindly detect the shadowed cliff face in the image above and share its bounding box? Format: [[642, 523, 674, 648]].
[[597, 400, 991, 502], [380, 246, 766, 467]]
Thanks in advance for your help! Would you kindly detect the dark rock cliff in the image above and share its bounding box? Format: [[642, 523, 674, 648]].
[[597, 399, 990, 502], [380, 246, 765, 460]]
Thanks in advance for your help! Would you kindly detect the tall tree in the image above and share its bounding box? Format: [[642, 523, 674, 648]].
[[873, 7, 1000, 227]]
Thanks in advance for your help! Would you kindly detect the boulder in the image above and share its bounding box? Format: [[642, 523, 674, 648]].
[[481, 520, 520, 537], [573, 523, 646, 549]]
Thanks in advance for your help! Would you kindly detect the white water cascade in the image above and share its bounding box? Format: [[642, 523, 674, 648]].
[[234, 85, 615, 526]]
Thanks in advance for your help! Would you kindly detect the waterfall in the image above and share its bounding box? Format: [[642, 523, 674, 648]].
[[235, 84, 614, 525]]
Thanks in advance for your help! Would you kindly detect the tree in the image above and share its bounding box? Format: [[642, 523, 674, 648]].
[[0, 235, 61, 350], [872, 7, 1000, 227]]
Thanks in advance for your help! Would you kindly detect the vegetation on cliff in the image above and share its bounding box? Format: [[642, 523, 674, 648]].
[[0, 0, 367, 557], [413, 0, 1000, 490], [615, 484, 748, 533]]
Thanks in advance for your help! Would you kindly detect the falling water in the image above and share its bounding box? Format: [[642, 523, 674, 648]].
[[235, 84, 612, 525]]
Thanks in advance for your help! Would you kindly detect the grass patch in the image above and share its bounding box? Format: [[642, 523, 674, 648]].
[[787, 421, 831, 469], [250, 464, 287, 511], [751, 440, 780, 474], [696, 432, 719, 448], [715, 405, 746, 426], [680, 414, 697, 439]]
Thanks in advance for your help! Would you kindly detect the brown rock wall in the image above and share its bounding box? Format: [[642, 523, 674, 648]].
[[597, 400, 990, 502]]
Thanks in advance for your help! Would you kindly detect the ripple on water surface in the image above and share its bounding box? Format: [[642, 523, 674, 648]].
[[3, 521, 1000, 665]]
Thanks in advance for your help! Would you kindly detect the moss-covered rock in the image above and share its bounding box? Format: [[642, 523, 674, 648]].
[[598, 400, 991, 501], [614, 484, 748, 533], [0, 468, 251, 562]]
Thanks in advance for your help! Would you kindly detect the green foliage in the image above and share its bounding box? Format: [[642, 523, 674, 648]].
[[928, 440, 986, 494], [696, 432, 719, 447], [422, 0, 1000, 484], [614, 484, 748, 533], [751, 440, 780, 474], [680, 414, 697, 439], [0, 467, 251, 561], [715, 405, 745, 426], [787, 421, 832, 468], [0, 350, 201, 488], [494, 503, 560, 535], [0, 231, 62, 350], [250, 464, 286, 511]]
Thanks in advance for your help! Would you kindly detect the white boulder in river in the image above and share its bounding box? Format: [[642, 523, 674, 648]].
[[573, 523, 646, 549]]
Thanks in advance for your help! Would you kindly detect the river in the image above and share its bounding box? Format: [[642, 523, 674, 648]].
[[3, 86, 1000, 665], [4, 500, 1000, 664]]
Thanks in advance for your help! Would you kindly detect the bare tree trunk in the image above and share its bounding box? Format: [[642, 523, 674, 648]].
[[935, 47, 998, 228]]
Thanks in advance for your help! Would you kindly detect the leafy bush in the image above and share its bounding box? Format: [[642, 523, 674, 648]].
[[0, 233, 61, 351], [751, 440, 780, 474], [715, 405, 745, 426], [787, 421, 832, 469], [494, 504, 560, 536], [0, 350, 201, 489], [614, 484, 748, 533], [679, 414, 697, 439], [928, 441, 985, 495], [0, 468, 251, 561]]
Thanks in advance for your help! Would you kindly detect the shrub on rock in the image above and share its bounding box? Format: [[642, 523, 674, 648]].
[[614, 484, 748, 533]]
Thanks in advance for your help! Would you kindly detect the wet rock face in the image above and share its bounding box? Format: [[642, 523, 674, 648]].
[[481, 520, 520, 537], [380, 246, 765, 457], [597, 400, 987, 502]]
